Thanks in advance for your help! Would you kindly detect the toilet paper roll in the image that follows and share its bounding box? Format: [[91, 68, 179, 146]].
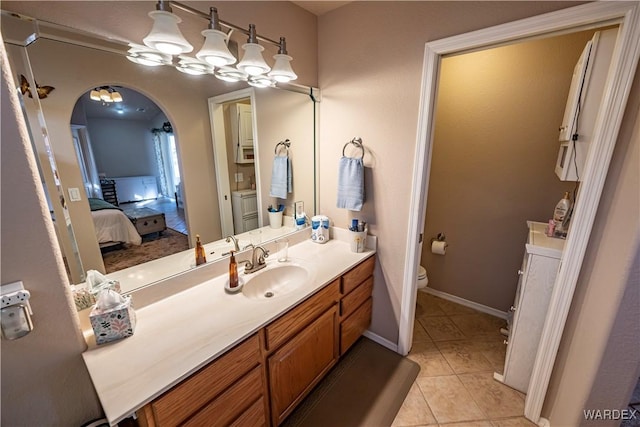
[[431, 240, 448, 255]]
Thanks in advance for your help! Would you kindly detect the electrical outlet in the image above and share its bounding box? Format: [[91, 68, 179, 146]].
[[1, 290, 31, 308]]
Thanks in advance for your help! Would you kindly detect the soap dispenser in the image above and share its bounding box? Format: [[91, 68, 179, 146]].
[[195, 234, 206, 266], [228, 251, 239, 289]]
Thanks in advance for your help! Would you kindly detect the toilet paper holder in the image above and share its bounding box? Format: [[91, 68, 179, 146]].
[[431, 233, 446, 244]]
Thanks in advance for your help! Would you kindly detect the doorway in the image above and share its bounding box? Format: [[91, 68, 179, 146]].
[[399, 2, 640, 424]]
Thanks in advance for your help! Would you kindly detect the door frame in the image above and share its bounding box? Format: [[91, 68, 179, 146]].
[[208, 88, 257, 237], [398, 1, 640, 424]]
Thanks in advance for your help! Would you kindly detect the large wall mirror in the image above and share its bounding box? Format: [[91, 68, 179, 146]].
[[2, 12, 318, 293]]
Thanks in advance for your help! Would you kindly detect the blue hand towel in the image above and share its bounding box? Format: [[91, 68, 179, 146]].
[[337, 156, 364, 211], [270, 156, 292, 199]]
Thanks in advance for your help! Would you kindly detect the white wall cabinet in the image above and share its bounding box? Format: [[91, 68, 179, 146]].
[[232, 103, 255, 164], [231, 189, 258, 234], [495, 221, 565, 393], [113, 176, 158, 204]]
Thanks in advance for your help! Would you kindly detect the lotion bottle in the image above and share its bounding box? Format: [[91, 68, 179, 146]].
[[195, 234, 206, 266], [553, 192, 571, 232], [229, 251, 239, 288]]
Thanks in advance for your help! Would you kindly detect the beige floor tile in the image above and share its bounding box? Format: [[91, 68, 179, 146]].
[[440, 421, 494, 427], [416, 375, 486, 424], [410, 339, 440, 354], [440, 349, 494, 374], [449, 314, 506, 340], [481, 346, 507, 373], [413, 321, 433, 343], [419, 316, 466, 342], [434, 297, 478, 315], [391, 383, 438, 426], [458, 372, 525, 419], [491, 416, 538, 427], [417, 292, 446, 317], [408, 349, 454, 377]]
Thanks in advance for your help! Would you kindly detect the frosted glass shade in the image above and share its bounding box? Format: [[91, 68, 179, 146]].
[[143, 11, 193, 55], [176, 57, 212, 75], [99, 89, 112, 102], [90, 90, 101, 101], [237, 43, 270, 76], [268, 54, 297, 83], [196, 29, 236, 66], [111, 92, 123, 102]]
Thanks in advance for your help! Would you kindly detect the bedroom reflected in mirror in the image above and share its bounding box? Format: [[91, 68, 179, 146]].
[[73, 86, 189, 275]]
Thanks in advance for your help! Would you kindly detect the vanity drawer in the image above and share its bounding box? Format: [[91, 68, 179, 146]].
[[341, 256, 375, 295], [265, 279, 340, 351], [183, 366, 263, 427], [340, 297, 372, 355], [229, 396, 266, 427], [150, 334, 260, 426], [340, 276, 373, 319]]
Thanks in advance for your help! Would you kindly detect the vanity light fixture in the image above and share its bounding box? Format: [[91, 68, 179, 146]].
[[142, 0, 193, 55], [268, 37, 298, 83], [90, 86, 123, 104], [196, 7, 236, 67], [237, 24, 271, 77], [139, 1, 297, 86], [176, 56, 213, 75]]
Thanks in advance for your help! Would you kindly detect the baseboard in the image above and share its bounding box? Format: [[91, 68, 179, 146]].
[[362, 330, 398, 353], [423, 288, 508, 319], [537, 417, 550, 427]]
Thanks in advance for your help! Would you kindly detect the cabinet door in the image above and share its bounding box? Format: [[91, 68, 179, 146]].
[[268, 306, 338, 426]]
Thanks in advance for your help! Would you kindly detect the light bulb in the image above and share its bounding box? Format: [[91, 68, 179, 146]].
[[268, 54, 297, 83], [143, 10, 193, 55], [196, 29, 236, 67], [99, 89, 111, 102], [237, 43, 270, 76], [111, 92, 123, 102], [90, 90, 101, 101]]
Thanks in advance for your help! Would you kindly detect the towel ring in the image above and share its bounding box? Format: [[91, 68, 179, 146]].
[[274, 139, 291, 155], [342, 137, 364, 159]]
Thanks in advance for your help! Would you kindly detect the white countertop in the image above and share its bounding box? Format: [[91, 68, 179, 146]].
[[81, 233, 376, 425], [526, 221, 566, 258]]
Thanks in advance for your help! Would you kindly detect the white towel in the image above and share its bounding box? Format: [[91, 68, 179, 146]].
[[336, 156, 364, 211], [270, 156, 292, 199]]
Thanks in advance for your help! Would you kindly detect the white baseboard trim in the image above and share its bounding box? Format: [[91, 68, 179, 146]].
[[423, 288, 508, 319], [362, 330, 398, 353]]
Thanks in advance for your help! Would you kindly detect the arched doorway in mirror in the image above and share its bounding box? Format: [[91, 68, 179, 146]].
[[71, 85, 188, 273]]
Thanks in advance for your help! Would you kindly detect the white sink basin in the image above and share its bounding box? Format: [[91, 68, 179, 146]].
[[241, 261, 314, 299]]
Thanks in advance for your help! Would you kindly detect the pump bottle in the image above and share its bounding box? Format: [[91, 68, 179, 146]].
[[228, 251, 239, 288], [553, 192, 571, 234], [195, 234, 206, 266]]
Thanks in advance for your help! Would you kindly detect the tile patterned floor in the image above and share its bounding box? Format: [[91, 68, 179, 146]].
[[392, 291, 538, 427]]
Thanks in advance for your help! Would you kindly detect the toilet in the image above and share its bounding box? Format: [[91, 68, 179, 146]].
[[417, 265, 429, 289]]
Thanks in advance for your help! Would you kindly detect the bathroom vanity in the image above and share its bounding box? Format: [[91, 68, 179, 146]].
[[81, 230, 376, 426], [495, 221, 565, 393]]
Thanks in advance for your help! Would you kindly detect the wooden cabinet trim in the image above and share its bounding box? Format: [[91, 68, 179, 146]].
[[151, 334, 260, 426], [183, 366, 263, 427], [268, 305, 338, 426], [340, 276, 373, 319], [340, 297, 373, 355], [341, 256, 375, 295], [229, 396, 266, 427], [265, 279, 340, 352]]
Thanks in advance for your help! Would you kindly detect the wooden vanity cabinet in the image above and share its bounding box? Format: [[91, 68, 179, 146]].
[[339, 256, 375, 355], [264, 280, 340, 426], [137, 334, 264, 427], [135, 256, 375, 427]]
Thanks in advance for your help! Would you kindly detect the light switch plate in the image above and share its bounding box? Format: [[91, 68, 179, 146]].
[[68, 187, 81, 201], [235, 173, 244, 183]]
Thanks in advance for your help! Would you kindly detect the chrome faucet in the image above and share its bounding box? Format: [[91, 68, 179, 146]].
[[243, 244, 269, 274], [225, 235, 240, 252]]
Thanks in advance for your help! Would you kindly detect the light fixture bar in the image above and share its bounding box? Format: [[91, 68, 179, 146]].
[[168, 0, 281, 48]]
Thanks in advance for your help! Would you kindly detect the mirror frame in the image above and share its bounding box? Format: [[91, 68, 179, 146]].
[[400, 1, 639, 424]]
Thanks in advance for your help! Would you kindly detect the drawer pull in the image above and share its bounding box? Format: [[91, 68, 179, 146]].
[[510, 305, 516, 312], [503, 339, 509, 345], [517, 269, 524, 276]]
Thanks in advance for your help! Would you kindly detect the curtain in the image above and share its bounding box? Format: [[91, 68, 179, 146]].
[[72, 126, 102, 199]]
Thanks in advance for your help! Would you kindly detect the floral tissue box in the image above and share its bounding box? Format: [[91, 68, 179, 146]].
[[89, 296, 136, 345]]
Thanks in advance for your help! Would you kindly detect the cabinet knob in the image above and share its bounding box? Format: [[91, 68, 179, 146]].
[[503, 339, 509, 346], [510, 305, 516, 312], [517, 269, 524, 276]]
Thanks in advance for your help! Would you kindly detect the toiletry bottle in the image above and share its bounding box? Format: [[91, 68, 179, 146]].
[[195, 234, 206, 266], [553, 192, 571, 231], [229, 251, 238, 288]]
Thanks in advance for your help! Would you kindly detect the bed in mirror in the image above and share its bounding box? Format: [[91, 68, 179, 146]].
[[2, 11, 318, 295]]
